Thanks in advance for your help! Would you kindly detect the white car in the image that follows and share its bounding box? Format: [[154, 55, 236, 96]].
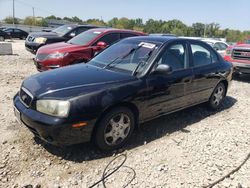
[[201, 39, 229, 57]]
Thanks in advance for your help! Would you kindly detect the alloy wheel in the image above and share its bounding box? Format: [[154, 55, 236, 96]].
[[104, 113, 131, 146], [212, 86, 224, 106]]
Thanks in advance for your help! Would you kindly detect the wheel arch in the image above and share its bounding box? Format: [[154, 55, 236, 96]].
[[90, 101, 140, 141], [220, 79, 229, 96]]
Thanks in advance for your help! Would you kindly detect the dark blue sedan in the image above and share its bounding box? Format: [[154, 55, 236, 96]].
[[13, 36, 233, 150]]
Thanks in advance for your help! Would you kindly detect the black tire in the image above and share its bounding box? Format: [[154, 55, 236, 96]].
[[21, 36, 26, 40], [0, 36, 4, 41], [94, 107, 135, 151], [208, 82, 226, 110]]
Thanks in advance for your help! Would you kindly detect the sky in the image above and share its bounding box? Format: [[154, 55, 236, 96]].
[[0, 0, 249, 31]]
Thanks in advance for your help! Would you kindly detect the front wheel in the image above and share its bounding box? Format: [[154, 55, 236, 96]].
[[208, 82, 226, 110], [21, 36, 26, 40], [94, 107, 135, 151]]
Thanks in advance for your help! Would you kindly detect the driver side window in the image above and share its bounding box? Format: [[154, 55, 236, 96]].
[[156, 43, 187, 71]]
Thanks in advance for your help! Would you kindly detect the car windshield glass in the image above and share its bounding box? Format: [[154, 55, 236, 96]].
[[52, 25, 74, 36], [67, 30, 102, 45], [89, 40, 161, 74]]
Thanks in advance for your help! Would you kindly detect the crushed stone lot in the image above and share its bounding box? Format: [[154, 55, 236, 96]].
[[0, 40, 249, 188]]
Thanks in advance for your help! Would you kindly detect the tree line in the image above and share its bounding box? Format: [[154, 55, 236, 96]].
[[3, 15, 250, 42]]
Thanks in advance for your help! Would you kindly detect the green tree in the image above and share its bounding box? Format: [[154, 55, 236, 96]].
[[45, 15, 57, 20], [192, 22, 205, 37], [71, 16, 83, 24], [4, 16, 19, 24], [23, 16, 34, 25], [85, 19, 106, 26]]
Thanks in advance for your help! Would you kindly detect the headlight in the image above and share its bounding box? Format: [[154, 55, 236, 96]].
[[36, 100, 70, 117], [46, 52, 68, 60], [34, 37, 47, 44], [226, 49, 232, 55]]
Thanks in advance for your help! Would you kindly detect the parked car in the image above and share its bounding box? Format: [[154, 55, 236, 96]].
[[201, 39, 229, 57], [25, 24, 104, 54], [0, 30, 10, 41], [13, 36, 233, 150], [34, 28, 146, 71], [0, 27, 6, 31], [224, 38, 250, 75], [3, 28, 28, 40]]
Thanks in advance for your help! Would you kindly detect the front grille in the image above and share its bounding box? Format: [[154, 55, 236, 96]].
[[19, 87, 33, 107], [232, 48, 250, 61], [36, 54, 48, 61]]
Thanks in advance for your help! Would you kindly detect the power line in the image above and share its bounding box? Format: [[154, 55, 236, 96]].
[[14, 0, 60, 17]]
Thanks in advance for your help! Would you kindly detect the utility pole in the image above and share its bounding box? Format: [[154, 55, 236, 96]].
[[32, 7, 35, 25], [204, 24, 206, 38], [12, 0, 15, 26]]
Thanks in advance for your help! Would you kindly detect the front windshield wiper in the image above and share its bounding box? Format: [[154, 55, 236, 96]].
[[103, 45, 143, 69], [132, 48, 156, 76]]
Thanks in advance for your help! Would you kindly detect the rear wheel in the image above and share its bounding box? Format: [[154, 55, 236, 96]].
[[94, 107, 135, 150], [0, 36, 4, 41], [208, 82, 226, 110]]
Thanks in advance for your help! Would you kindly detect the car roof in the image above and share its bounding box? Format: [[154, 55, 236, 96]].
[[123, 35, 177, 43], [64, 24, 107, 28], [85, 28, 145, 35]]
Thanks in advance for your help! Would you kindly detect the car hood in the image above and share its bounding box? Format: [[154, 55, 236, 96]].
[[230, 44, 250, 49], [22, 64, 136, 98], [37, 42, 87, 54], [29, 31, 61, 38]]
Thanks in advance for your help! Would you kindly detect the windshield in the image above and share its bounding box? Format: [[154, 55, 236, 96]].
[[89, 40, 161, 74], [52, 25, 74, 36], [67, 30, 102, 45]]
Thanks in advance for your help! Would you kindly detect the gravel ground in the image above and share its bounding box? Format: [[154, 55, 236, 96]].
[[0, 40, 249, 188]]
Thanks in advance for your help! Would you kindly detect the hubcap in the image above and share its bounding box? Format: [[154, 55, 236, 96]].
[[212, 86, 224, 106], [104, 113, 131, 146]]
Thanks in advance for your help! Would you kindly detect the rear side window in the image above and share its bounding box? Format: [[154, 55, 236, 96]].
[[156, 43, 187, 71], [14, 29, 21, 33], [191, 44, 218, 67], [120, 33, 138, 39], [96, 33, 120, 45], [75, 27, 89, 35]]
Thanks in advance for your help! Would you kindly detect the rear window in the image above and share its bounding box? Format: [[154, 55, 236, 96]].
[[121, 33, 138, 39]]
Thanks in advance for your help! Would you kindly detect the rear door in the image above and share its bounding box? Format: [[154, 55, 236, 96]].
[[188, 41, 221, 105], [14, 29, 21, 38], [143, 41, 193, 120]]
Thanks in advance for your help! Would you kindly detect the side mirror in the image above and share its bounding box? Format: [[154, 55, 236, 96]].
[[96, 41, 107, 49], [69, 32, 76, 38], [152, 64, 172, 75]]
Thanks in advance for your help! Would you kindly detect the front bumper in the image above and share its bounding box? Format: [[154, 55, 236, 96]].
[[13, 94, 96, 146], [232, 62, 250, 74], [33, 58, 61, 72]]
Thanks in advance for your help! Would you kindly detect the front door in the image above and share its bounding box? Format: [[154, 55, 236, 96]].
[[143, 41, 193, 121]]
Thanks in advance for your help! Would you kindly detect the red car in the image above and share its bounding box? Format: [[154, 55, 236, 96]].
[[34, 28, 146, 71], [224, 37, 250, 74]]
